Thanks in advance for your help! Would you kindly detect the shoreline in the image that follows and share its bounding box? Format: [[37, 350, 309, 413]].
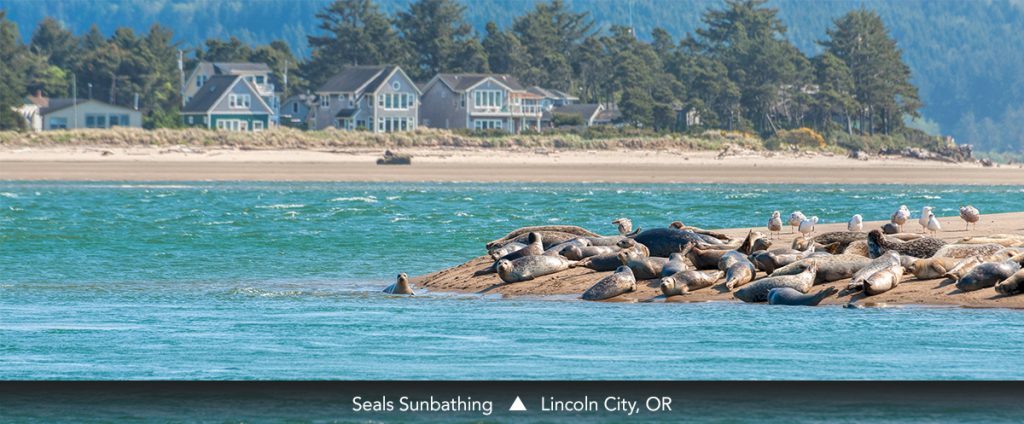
[[2, 146, 1023, 184], [413, 213, 1024, 309]]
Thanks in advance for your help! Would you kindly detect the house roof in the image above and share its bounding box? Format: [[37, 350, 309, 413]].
[[317, 66, 393, 94], [529, 86, 580, 101], [35, 98, 136, 115], [544, 104, 603, 123], [335, 108, 358, 118], [182, 75, 240, 113], [212, 62, 271, 74], [433, 73, 526, 93]]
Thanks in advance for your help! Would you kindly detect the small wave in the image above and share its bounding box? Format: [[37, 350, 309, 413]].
[[923, 195, 942, 199], [454, 211, 471, 217], [203, 220, 235, 225], [227, 287, 307, 298], [386, 196, 401, 200], [255, 204, 305, 209], [0, 192, 18, 198], [330, 196, 378, 203]]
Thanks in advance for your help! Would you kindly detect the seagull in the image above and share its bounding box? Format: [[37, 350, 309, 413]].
[[891, 205, 910, 233], [926, 212, 942, 235], [612, 218, 633, 235], [959, 205, 980, 231], [767, 211, 783, 239], [918, 206, 933, 232], [788, 211, 806, 234], [848, 214, 863, 232], [799, 216, 818, 237]]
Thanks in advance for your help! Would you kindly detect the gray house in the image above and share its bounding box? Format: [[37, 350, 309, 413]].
[[25, 95, 142, 130], [181, 75, 274, 131], [184, 61, 279, 122], [418, 73, 543, 133], [309, 65, 420, 132]]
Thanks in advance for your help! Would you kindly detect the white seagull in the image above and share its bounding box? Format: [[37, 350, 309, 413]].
[[926, 212, 942, 235], [788, 211, 806, 234], [891, 205, 910, 233], [918, 206, 933, 232], [767, 211, 783, 239], [848, 214, 863, 232], [799, 216, 819, 237]]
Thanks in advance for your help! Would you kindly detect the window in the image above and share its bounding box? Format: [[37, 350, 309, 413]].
[[377, 117, 384, 131], [320, 95, 330, 108], [252, 121, 263, 131], [392, 81, 401, 90], [85, 114, 107, 129], [474, 90, 503, 108], [110, 114, 129, 127], [292, 103, 299, 114], [379, 93, 412, 110], [377, 94, 384, 107], [229, 94, 251, 109], [187, 116, 194, 124], [255, 75, 265, 84], [48, 117, 68, 130], [197, 75, 207, 87], [473, 119, 503, 130]]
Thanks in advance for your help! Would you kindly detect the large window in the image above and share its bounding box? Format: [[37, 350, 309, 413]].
[[473, 90, 503, 108], [229, 94, 251, 109], [376, 117, 413, 133], [252, 121, 264, 131], [48, 117, 68, 130], [216, 119, 249, 132], [196, 75, 207, 87], [473, 119, 503, 130], [320, 95, 330, 108], [109, 114, 130, 127], [378, 93, 414, 110], [85, 114, 107, 128]]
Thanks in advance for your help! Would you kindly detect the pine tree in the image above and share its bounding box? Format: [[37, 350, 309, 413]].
[[394, 0, 484, 80], [304, 0, 403, 86]]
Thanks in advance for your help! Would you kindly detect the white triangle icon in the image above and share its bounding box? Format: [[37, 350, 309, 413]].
[[509, 396, 527, 412]]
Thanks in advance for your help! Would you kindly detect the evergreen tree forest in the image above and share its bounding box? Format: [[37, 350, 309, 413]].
[[0, 0, 990, 151]]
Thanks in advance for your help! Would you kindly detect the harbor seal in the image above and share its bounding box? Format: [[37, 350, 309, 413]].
[[955, 260, 1021, 292], [573, 251, 625, 272], [734, 264, 818, 303], [842, 240, 870, 257], [582, 266, 637, 301], [768, 286, 838, 306], [849, 251, 901, 288], [383, 273, 415, 295], [560, 244, 620, 260], [750, 249, 827, 274], [719, 250, 756, 290], [582, 235, 628, 247], [668, 221, 732, 242], [867, 230, 947, 259], [630, 227, 723, 257], [486, 225, 599, 249], [618, 249, 668, 280], [496, 255, 574, 284], [861, 262, 904, 296], [907, 257, 960, 280], [489, 242, 526, 259], [881, 222, 900, 234], [944, 256, 982, 281], [811, 231, 867, 251], [661, 250, 692, 277], [477, 232, 544, 275], [770, 254, 872, 285], [994, 269, 1024, 296], [543, 238, 591, 256], [686, 245, 731, 269], [958, 234, 1024, 247], [659, 270, 723, 296], [931, 243, 1004, 259]]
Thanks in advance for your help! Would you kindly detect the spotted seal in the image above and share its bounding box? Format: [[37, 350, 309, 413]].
[[931, 243, 1004, 259], [749, 249, 826, 274], [686, 245, 732, 270], [811, 231, 867, 251], [768, 286, 838, 306], [867, 230, 947, 259], [994, 269, 1024, 296], [719, 250, 756, 290], [618, 249, 668, 280], [383, 273, 415, 295], [661, 249, 692, 277], [770, 254, 871, 284], [735, 264, 818, 303], [582, 265, 637, 301], [907, 257, 960, 280], [842, 240, 870, 257], [659, 270, 723, 296], [496, 255, 575, 284], [477, 232, 544, 275], [560, 244, 620, 260], [543, 238, 591, 256], [848, 251, 901, 289], [955, 260, 1021, 292], [861, 261, 904, 296], [629, 227, 723, 257], [486, 225, 600, 249], [489, 242, 526, 259]]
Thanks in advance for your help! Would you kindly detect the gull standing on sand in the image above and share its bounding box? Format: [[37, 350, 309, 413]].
[[848, 214, 863, 232], [767, 211, 783, 239], [613, 218, 633, 235], [918, 206, 933, 232], [891, 205, 910, 233], [926, 212, 942, 235], [788, 211, 806, 234], [960, 205, 980, 231], [799, 216, 818, 237]]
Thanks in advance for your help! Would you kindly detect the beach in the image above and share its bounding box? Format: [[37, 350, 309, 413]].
[[2, 146, 1023, 184], [415, 213, 1024, 308]]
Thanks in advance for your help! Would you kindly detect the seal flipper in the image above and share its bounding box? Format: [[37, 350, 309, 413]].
[[807, 286, 838, 306]]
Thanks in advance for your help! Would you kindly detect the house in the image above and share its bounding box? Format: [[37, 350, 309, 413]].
[[528, 86, 579, 111], [542, 103, 606, 128], [180, 74, 273, 131], [280, 95, 312, 128], [419, 73, 543, 133], [24, 94, 141, 130], [308, 65, 420, 132], [183, 61, 279, 123]]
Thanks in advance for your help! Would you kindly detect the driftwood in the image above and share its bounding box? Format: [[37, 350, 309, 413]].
[[377, 150, 411, 165]]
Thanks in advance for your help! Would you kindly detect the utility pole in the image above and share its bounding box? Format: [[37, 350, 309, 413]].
[[72, 72, 78, 129], [283, 59, 289, 97], [178, 50, 185, 107]]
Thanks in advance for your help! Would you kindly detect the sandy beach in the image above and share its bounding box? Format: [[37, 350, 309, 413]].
[[414, 213, 1024, 308], [2, 146, 1023, 184]]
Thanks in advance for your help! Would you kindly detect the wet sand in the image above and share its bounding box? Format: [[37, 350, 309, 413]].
[[413, 212, 1024, 308], [2, 146, 1022, 184]]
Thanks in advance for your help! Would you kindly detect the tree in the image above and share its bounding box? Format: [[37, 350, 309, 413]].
[[303, 0, 403, 86], [512, 0, 593, 90], [482, 22, 526, 76], [0, 10, 28, 130], [29, 17, 77, 69], [821, 9, 921, 135], [197, 36, 253, 62], [812, 52, 858, 134], [394, 0, 485, 80], [251, 40, 304, 97]]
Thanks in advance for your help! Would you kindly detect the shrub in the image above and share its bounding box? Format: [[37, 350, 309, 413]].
[[765, 127, 827, 150]]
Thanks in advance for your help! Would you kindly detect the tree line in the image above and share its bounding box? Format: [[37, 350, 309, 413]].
[[1, 0, 920, 142]]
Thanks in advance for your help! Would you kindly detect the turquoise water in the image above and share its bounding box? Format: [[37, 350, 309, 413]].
[[2, 182, 1024, 380]]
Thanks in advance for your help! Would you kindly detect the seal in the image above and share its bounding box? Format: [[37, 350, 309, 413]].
[[734, 263, 818, 303], [686, 245, 731, 269], [867, 229, 947, 258], [735, 230, 771, 255], [848, 251, 901, 289], [383, 273, 415, 295], [811, 231, 867, 252], [994, 269, 1024, 296], [560, 244, 620, 260], [719, 250, 756, 290], [489, 242, 526, 260], [573, 251, 625, 272], [768, 286, 838, 306], [861, 262, 904, 296], [494, 231, 586, 250], [931, 243, 1004, 259], [907, 257, 960, 280], [582, 265, 637, 301], [668, 221, 732, 242], [958, 234, 1024, 247], [630, 227, 723, 257], [661, 248, 692, 277], [881, 222, 900, 234], [659, 270, 723, 296], [618, 249, 668, 280], [749, 249, 826, 274], [944, 256, 981, 281], [770, 254, 872, 284], [543, 238, 591, 256], [955, 260, 1021, 292], [842, 239, 870, 257], [496, 255, 575, 284], [476, 232, 544, 275], [486, 225, 600, 249], [582, 235, 628, 247]]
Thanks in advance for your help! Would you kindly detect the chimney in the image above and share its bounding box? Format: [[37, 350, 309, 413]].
[[35, 89, 42, 98], [134, 93, 139, 110]]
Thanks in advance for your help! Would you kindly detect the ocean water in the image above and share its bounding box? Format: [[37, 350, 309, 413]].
[[2, 181, 1024, 380]]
